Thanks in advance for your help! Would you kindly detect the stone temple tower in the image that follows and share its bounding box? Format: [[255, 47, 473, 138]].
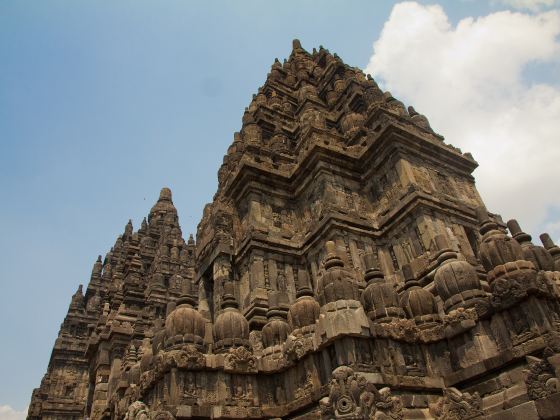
[[29, 40, 560, 420]]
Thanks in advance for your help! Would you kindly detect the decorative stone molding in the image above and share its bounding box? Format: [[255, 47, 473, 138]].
[[224, 346, 257, 373], [432, 387, 482, 420], [370, 317, 447, 344], [168, 346, 206, 370], [284, 332, 315, 361], [124, 401, 150, 420], [135, 346, 205, 396], [370, 318, 418, 343], [294, 371, 314, 400], [249, 330, 264, 357], [442, 307, 479, 338], [319, 366, 403, 419], [524, 349, 560, 400], [152, 412, 175, 420], [490, 261, 539, 310], [124, 401, 176, 420]]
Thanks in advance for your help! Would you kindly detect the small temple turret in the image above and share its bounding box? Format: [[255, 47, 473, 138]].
[[477, 207, 525, 274], [69, 284, 84, 313], [507, 219, 554, 271], [361, 251, 405, 323], [212, 280, 250, 352], [433, 234, 487, 313], [261, 291, 291, 349], [317, 241, 361, 306], [287, 269, 320, 330], [541, 233, 560, 271], [164, 279, 205, 350], [400, 264, 440, 328]]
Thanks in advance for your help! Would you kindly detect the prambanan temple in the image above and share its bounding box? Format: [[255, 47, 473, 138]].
[[28, 40, 560, 420]]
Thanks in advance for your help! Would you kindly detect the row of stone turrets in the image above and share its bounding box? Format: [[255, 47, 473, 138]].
[[135, 206, 560, 367]]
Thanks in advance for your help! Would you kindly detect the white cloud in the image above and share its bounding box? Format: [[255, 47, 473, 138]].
[[0, 405, 28, 420], [365, 2, 560, 241], [493, 0, 558, 12]]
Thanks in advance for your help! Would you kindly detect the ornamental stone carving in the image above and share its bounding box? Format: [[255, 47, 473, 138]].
[[124, 401, 150, 420], [224, 346, 257, 373], [168, 345, 205, 369], [524, 349, 560, 401], [320, 366, 403, 420], [432, 388, 482, 420], [284, 332, 314, 361]]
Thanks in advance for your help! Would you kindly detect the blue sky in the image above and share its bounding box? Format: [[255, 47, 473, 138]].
[[0, 0, 559, 415]]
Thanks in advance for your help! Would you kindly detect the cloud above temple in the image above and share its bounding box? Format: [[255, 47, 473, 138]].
[[493, 0, 559, 11], [366, 1, 560, 241], [0, 405, 27, 420]]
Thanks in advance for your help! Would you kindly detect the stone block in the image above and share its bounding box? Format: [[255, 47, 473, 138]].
[[486, 401, 539, 420]]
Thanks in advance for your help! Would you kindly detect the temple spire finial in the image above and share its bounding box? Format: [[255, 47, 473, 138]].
[[149, 187, 178, 222], [363, 251, 384, 285], [159, 187, 172, 202], [296, 268, 313, 298], [176, 277, 196, 308], [324, 241, 344, 270], [69, 284, 84, 312], [221, 280, 238, 309], [507, 219, 532, 243], [124, 219, 133, 237]]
